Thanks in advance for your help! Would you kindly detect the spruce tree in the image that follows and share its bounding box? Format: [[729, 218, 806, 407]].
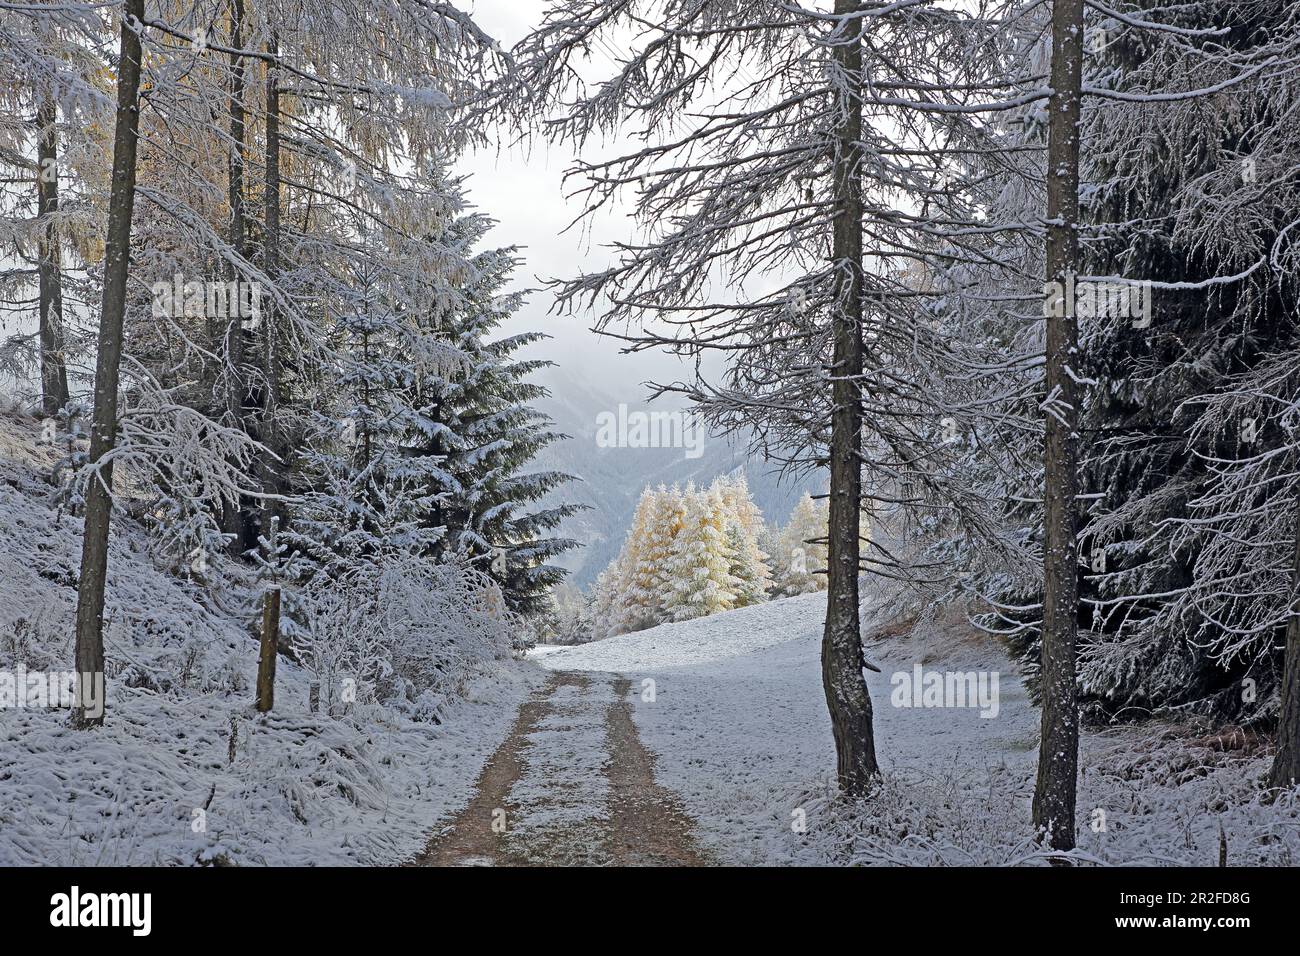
[[290, 250, 447, 582], [418, 214, 581, 615], [1076, 0, 1300, 723]]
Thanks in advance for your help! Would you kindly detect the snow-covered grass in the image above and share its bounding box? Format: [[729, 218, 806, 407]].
[[0, 410, 537, 866], [536, 588, 1300, 866]]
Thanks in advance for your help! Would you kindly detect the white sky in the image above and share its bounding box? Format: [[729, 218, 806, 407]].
[[454, 0, 703, 402], [0, 0, 722, 405]]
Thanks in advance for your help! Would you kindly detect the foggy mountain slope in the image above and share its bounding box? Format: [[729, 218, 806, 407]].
[[530, 369, 824, 589]]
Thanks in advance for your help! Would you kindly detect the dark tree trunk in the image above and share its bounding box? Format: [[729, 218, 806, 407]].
[[220, 0, 258, 553], [36, 95, 70, 416], [73, 0, 146, 728], [1269, 513, 1300, 790], [259, 34, 285, 539], [1032, 0, 1085, 851], [822, 0, 878, 799]]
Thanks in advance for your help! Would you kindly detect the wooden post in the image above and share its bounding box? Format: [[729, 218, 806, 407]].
[[256, 586, 280, 712]]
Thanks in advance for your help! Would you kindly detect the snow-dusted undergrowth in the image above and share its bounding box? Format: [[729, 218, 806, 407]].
[[0, 412, 537, 866], [536, 589, 1300, 866]]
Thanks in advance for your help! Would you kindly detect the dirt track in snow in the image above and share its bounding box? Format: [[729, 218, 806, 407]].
[[416, 671, 707, 867]]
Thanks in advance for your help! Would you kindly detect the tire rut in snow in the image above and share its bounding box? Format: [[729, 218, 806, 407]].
[[604, 677, 708, 866], [417, 671, 707, 866], [415, 671, 591, 866]]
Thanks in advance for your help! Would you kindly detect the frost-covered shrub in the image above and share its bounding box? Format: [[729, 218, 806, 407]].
[[0, 554, 84, 676], [292, 557, 521, 722], [293, 583, 391, 717], [0, 605, 65, 670], [49, 402, 88, 516]]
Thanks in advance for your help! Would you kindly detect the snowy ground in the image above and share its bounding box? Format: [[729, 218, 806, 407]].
[[0, 411, 537, 866], [419, 670, 706, 866], [536, 589, 1300, 866], [4, 394, 1297, 867]]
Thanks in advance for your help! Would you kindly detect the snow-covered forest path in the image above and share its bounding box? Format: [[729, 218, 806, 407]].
[[515, 593, 1298, 866], [417, 671, 708, 866], [412, 591, 1296, 867]]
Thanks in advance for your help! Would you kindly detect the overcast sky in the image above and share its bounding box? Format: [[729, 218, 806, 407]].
[[454, 0, 703, 404]]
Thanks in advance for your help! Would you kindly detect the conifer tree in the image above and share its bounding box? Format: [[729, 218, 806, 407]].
[[621, 486, 685, 631], [1034, 0, 1085, 853], [417, 214, 581, 615], [604, 489, 653, 635], [589, 567, 623, 641], [661, 486, 741, 622], [725, 520, 770, 608], [613, 487, 666, 632], [772, 493, 830, 597], [289, 240, 452, 583], [652, 486, 689, 607], [716, 476, 770, 606], [1074, 0, 1300, 725]]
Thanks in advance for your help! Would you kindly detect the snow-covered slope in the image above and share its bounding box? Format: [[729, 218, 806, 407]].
[[0, 410, 536, 866], [535, 590, 1300, 866], [530, 369, 819, 588]]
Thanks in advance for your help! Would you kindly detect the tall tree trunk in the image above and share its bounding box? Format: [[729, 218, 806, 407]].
[[822, 0, 878, 799], [36, 95, 70, 416], [1032, 0, 1085, 850], [1269, 512, 1300, 790], [220, 0, 258, 552], [73, 0, 146, 728], [260, 33, 284, 538]]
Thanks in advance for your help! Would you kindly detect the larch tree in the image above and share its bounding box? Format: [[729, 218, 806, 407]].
[[589, 566, 623, 641], [608, 487, 657, 634], [0, 4, 106, 417], [820, 0, 878, 795], [493, 0, 1011, 799], [1032, 0, 1085, 851], [61, 0, 514, 725], [598, 483, 673, 631], [73, 0, 147, 728], [773, 492, 829, 598], [652, 486, 689, 610], [717, 475, 771, 605], [661, 485, 740, 623], [724, 519, 770, 608], [34, 91, 70, 415], [622, 486, 682, 631]]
